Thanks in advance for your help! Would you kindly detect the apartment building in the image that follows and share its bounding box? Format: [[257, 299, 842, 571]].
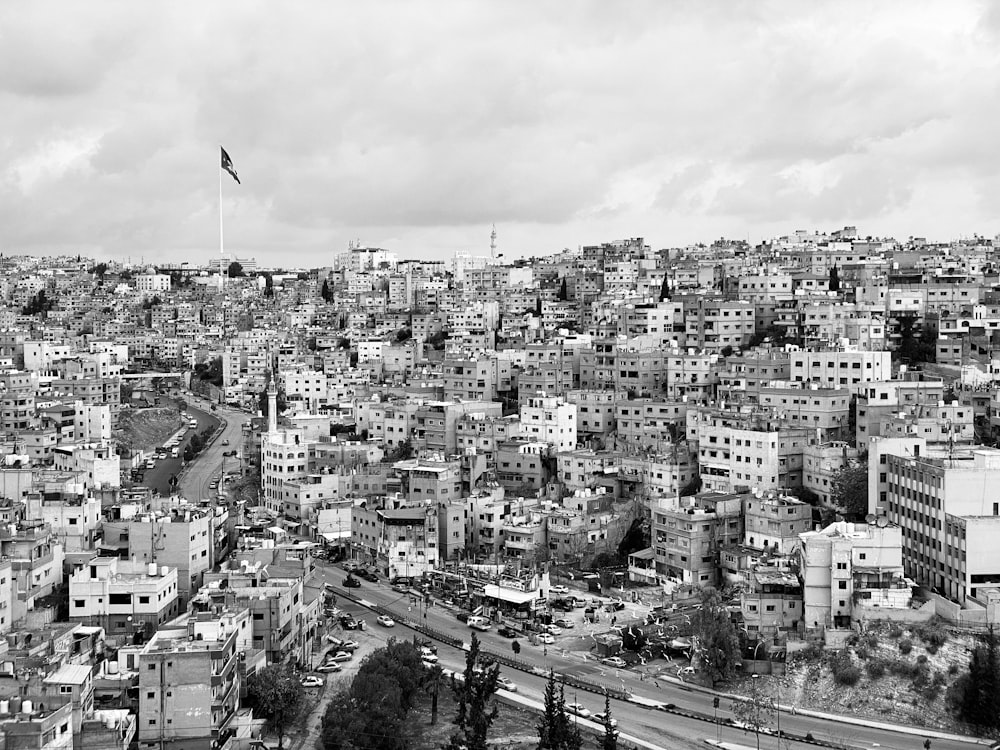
[[495, 440, 551, 493], [855, 379, 946, 446], [798, 521, 908, 634], [520, 395, 577, 452], [742, 491, 812, 554], [741, 567, 802, 637], [614, 397, 687, 448], [455, 413, 521, 460], [650, 493, 743, 586], [564, 390, 620, 439], [377, 506, 439, 580], [789, 348, 892, 393], [69, 557, 179, 637], [803, 442, 861, 505]]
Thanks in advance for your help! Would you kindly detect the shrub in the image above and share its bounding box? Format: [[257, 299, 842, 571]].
[[925, 644, 938, 656], [947, 663, 959, 676], [831, 649, 862, 686], [899, 638, 913, 655], [887, 625, 903, 639], [916, 654, 928, 665], [887, 659, 919, 678], [861, 633, 879, 650], [913, 618, 948, 648], [866, 659, 886, 679], [856, 646, 870, 661]]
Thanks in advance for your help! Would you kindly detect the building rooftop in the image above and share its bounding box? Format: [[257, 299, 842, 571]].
[[43, 663, 91, 685]]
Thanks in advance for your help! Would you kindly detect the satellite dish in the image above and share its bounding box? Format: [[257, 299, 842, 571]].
[[876, 516, 889, 528], [865, 513, 876, 524]]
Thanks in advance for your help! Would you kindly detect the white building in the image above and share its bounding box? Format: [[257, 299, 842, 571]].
[[73, 401, 112, 441], [789, 348, 892, 393], [520, 395, 577, 453], [69, 556, 180, 635], [136, 273, 171, 294]]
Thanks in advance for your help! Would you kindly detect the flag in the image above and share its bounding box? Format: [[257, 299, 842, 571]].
[[220, 146, 240, 184]]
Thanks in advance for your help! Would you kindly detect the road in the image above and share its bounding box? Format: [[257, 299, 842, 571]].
[[313, 562, 984, 750], [177, 395, 247, 501], [139, 401, 220, 496]]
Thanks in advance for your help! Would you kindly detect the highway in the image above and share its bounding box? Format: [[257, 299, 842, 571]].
[[313, 561, 985, 750]]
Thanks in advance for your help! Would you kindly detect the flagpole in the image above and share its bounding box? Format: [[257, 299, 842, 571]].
[[219, 148, 225, 288]]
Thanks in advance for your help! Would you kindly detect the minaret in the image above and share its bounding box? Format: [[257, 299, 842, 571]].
[[266, 373, 277, 434], [490, 224, 497, 259]]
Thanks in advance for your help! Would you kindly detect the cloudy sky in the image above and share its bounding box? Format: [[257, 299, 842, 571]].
[[2, 1, 999, 265]]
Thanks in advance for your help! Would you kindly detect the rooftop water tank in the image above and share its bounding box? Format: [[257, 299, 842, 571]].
[[22, 700, 32, 715], [160, 566, 169, 577], [148, 563, 157, 577]]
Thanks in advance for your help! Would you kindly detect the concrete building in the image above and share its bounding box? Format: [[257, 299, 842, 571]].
[[377, 506, 438, 580], [803, 442, 861, 506], [520, 395, 577, 452], [650, 493, 743, 586], [798, 521, 907, 634], [789, 348, 892, 393], [742, 491, 812, 555], [69, 557, 179, 637], [741, 567, 802, 637]]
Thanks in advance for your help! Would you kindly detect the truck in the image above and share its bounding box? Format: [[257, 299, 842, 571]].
[[466, 616, 491, 631]]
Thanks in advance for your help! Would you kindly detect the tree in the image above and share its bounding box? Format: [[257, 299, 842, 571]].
[[537, 671, 581, 750], [512, 640, 521, 656], [601, 693, 618, 750], [731, 677, 775, 750], [263, 273, 274, 297], [90, 262, 108, 279], [448, 632, 499, 750], [557, 278, 568, 301], [693, 587, 740, 686], [659, 274, 671, 301], [247, 663, 305, 750], [321, 278, 333, 302], [829, 264, 840, 293], [183, 445, 193, 462], [535, 297, 543, 317], [950, 626, 1000, 728], [227, 261, 244, 277], [830, 460, 869, 518], [617, 518, 647, 558]]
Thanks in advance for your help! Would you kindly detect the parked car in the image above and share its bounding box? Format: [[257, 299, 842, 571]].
[[301, 676, 324, 688], [552, 599, 574, 612], [497, 676, 518, 692], [565, 702, 591, 718], [339, 615, 362, 630], [592, 711, 618, 728], [601, 656, 627, 668], [542, 624, 562, 636], [338, 640, 360, 652], [677, 666, 695, 676], [456, 612, 471, 623], [417, 639, 437, 654], [419, 647, 438, 663], [554, 618, 575, 629], [222, 439, 230, 445], [357, 569, 379, 582], [316, 663, 342, 673], [603, 601, 625, 612], [327, 651, 353, 662], [550, 585, 569, 595], [376, 615, 395, 627], [497, 626, 519, 638], [343, 576, 361, 588], [537, 633, 555, 645]]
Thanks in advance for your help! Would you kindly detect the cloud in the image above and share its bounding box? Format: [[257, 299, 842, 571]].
[[0, 0, 998, 262]]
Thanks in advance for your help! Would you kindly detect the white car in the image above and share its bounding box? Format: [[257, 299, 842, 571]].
[[550, 585, 569, 595], [543, 625, 562, 636], [537, 633, 555, 645], [566, 702, 591, 718], [316, 663, 342, 673], [327, 651, 353, 662], [301, 676, 324, 688], [420, 648, 438, 663], [497, 676, 517, 692], [593, 711, 618, 728], [376, 615, 395, 628], [677, 666, 695, 676], [601, 657, 627, 668]]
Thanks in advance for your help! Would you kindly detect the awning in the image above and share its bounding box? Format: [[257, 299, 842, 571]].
[[267, 526, 286, 535], [483, 584, 538, 604]]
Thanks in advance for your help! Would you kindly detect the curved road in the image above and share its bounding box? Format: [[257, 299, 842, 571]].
[[313, 561, 984, 750], [176, 395, 248, 502], [139, 402, 220, 496]]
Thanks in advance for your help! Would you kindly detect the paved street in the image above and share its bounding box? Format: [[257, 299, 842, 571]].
[[177, 396, 247, 501], [312, 561, 985, 750]]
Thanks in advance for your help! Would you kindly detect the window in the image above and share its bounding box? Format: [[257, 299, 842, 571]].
[[838, 581, 847, 590]]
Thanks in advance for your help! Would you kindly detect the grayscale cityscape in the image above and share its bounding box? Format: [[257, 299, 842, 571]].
[[2, 3, 1000, 750]]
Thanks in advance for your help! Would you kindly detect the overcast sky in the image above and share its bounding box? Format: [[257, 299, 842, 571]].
[[2, 1, 999, 266]]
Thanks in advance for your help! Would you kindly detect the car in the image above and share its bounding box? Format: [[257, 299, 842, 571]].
[[604, 601, 626, 612], [301, 676, 324, 688], [654, 703, 677, 712], [338, 640, 360, 652], [550, 585, 569, 595], [343, 576, 362, 588], [496, 626, 518, 638], [537, 633, 555, 645], [601, 657, 628, 669], [456, 612, 471, 624], [417, 639, 437, 654], [565, 702, 591, 718], [343, 562, 359, 572], [328, 651, 353, 662], [554, 618, 575, 629], [419, 648, 438, 663], [209, 481, 218, 490], [677, 666, 695, 676], [339, 616, 362, 630], [552, 599, 574, 612], [542, 625, 562, 636], [496, 676, 518, 692], [592, 711, 619, 727], [326, 634, 344, 646], [316, 662, 342, 673], [222, 439, 230, 445], [376, 615, 395, 627], [356, 569, 379, 583]]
